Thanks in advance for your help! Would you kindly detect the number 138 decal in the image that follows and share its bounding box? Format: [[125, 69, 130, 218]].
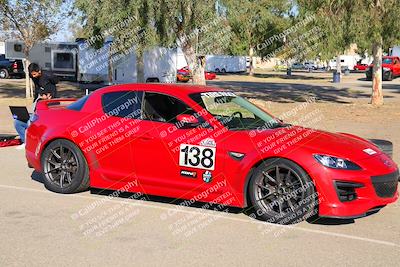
[[179, 144, 216, 170]]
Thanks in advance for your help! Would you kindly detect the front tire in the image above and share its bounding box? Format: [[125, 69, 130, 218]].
[[0, 69, 9, 79], [248, 158, 317, 224], [41, 139, 89, 193], [386, 71, 393, 81]]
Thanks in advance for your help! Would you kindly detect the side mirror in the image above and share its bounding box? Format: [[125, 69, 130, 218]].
[[176, 114, 199, 127]]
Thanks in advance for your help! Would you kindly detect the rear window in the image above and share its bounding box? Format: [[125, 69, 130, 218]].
[[102, 91, 143, 119], [67, 95, 90, 111]]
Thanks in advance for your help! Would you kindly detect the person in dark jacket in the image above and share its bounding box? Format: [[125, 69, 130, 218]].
[[28, 63, 58, 101], [13, 87, 54, 149]]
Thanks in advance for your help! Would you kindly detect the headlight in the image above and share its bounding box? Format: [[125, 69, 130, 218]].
[[314, 154, 361, 170], [383, 67, 390, 72]]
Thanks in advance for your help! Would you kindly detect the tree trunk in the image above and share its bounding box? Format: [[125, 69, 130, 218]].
[[336, 54, 341, 75], [23, 57, 32, 99], [249, 46, 254, 76], [181, 41, 205, 85], [136, 51, 145, 83], [192, 56, 206, 85], [371, 41, 383, 106]]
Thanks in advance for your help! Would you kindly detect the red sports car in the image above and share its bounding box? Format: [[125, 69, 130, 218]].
[[26, 84, 399, 224], [177, 66, 217, 82], [354, 63, 369, 71]]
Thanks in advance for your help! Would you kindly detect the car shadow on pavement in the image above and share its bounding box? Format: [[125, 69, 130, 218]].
[[208, 80, 371, 103], [307, 217, 355, 225], [30, 172, 242, 214], [27, 173, 365, 225], [31, 171, 44, 183], [90, 188, 244, 214]]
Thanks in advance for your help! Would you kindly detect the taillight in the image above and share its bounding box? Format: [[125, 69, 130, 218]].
[[29, 113, 39, 123], [12, 62, 18, 69]]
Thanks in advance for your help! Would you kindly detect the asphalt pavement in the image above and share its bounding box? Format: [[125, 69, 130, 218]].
[[0, 146, 399, 266]]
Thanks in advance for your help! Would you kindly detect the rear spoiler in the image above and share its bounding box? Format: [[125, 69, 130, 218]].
[[36, 98, 77, 111]]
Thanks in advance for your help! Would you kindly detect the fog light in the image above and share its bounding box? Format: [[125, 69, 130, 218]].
[[334, 181, 364, 202]]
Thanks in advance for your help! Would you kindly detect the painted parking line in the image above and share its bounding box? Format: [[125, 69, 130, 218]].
[[0, 183, 399, 249]]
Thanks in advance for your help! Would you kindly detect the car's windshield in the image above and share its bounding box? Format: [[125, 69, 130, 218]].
[[382, 58, 393, 64], [190, 91, 281, 130]]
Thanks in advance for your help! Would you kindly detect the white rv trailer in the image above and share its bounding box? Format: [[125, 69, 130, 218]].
[[205, 55, 247, 73], [112, 50, 137, 84], [327, 55, 361, 71], [390, 46, 400, 57], [144, 47, 187, 83], [5, 39, 114, 83], [76, 39, 111, 83], [5, 40, 78, 79], [0, 42, 5, 55]]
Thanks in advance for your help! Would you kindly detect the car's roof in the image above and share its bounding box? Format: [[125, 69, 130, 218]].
[[97, 83, 225, 96]]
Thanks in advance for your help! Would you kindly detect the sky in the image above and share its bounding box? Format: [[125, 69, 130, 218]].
[[49, 0, 76, 42]]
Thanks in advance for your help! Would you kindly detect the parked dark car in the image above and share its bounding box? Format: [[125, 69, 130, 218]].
[[0, 54, 25, 79]]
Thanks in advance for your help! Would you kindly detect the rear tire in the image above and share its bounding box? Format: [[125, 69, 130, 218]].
[[41, 139, 89, 194], [386, 71, 393, 81], [0, 69, 9, 79], [248, 158, 318, 224]]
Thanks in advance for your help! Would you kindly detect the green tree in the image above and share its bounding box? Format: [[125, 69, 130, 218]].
[[75, 0, 225, 85], [224, 0, 291, 75], [296, 0, 400, 106], [0, 0, 69, 98]]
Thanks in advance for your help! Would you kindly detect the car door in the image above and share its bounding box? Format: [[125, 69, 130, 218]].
[[87, 90, 143, 183], [131, 91, 228, 198]]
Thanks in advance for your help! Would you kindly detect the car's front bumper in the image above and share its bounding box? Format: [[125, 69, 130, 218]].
[[309, 156, 399, 218]]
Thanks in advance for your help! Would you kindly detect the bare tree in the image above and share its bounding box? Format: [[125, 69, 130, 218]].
[[0, 0, 67, 98]]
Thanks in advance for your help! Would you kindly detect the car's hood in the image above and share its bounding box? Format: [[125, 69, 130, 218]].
[[248, 126, 381, 161]]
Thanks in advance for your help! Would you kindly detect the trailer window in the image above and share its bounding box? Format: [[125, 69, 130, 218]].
[[14, 44, 22, 52], [54, 52, 74, 69]]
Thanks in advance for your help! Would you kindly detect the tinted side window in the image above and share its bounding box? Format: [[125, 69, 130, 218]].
[[143, 92, 195, 123], [102, 91, 143, 119], [0, 54, 5, 61]]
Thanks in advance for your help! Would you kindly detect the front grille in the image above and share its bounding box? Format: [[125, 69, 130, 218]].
[[371, 171, 399, 198]]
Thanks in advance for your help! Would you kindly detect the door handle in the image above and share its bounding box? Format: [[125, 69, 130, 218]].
[[139, 134, 154, 141]]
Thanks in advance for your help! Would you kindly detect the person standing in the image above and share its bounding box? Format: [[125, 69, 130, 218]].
[[28, 63, 58, 101]]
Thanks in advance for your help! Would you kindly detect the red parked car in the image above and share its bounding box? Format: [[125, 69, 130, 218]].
[[354, 62, 369, 71], [177, 67, 191, 83], [26, 84, 399, 224], [177, 66, 216, 82], [366, 56, 400, 81], [205, 71, 216, 80]]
